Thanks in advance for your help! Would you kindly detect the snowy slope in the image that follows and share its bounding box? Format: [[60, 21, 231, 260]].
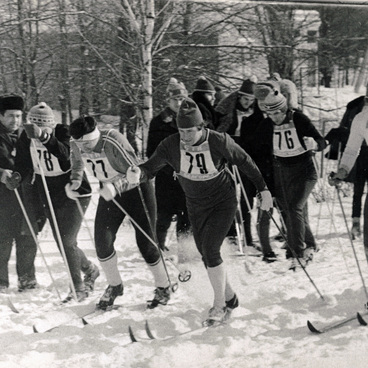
[[1, 86, 368, 368]]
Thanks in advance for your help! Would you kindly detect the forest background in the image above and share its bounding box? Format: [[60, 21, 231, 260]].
[[1, 0, 368, 153]]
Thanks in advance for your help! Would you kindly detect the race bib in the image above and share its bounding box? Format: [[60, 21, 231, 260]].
[[30, 141, 68, 176]]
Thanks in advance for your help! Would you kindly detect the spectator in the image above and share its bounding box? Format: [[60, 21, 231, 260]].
[[0, 94, 38, 292], [146, 78, 191, 251], [191, 76, 217, 129]]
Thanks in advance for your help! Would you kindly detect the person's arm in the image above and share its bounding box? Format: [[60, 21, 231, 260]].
[[339, 108, 367, 174], [70, 140, 86, 184], [43, 124, 71, 162]]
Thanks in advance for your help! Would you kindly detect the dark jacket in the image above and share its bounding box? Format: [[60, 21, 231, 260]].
[[0, 124, 19, 217], [15, 124, 91, 207], [191, 91, 217, 130], [146, 107, 186, 210]]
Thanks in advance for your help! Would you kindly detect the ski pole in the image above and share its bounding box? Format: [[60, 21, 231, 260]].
[[336, 187, 368, 301], [136, 185, 175, 290], [266, 210, 325, 301], [14, 187, 62, 300], [111, 197, 189, 288], [31, 139, 78, 301]]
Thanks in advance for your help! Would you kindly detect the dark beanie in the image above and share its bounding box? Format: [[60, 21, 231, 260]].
[[0, 94, 24, 112], [193, 76, 215, 93], [177, 98, 203, 129], [239, 76, 258, 97], [70, 115, 97, 139]]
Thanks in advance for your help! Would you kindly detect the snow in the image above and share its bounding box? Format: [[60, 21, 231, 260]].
[[2, 86, 368, 368]]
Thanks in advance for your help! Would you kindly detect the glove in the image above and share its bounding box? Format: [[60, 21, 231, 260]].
[[258, 190, 273, 211], [5, 171, 22, 190], [99, 182, 117, 201], [0, 169, 12, 184], [328, 168, 348, 187], [65, 180, 82, 200], [23, 123, 48, 141], [126, 166, 141, 184]]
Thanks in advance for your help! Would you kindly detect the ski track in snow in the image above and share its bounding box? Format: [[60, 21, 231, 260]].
[[1, 87, 368, 367]]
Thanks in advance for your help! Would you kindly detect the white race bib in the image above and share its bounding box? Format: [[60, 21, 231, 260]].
[[30, 141, 68, 176], [273, 121, 306, 157]]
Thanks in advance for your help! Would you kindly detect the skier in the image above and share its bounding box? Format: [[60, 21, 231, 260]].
[[68, 115, 171, 310], [254, 81, 327, 270], [126, 97, 273, 325], [329, 102, 368, 263], [0, 94, 38, 292], [6, 102, 99, 301]]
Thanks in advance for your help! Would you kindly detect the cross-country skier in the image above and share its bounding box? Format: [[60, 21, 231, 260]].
[[68, 116, 171, 310], [126, 97, 273, 325], [6, 102, 99, 301]]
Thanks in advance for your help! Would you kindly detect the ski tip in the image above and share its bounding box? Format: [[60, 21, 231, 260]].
[[145, 320, 155, 339], [307, 320, 321, 334], [128, 325, 138, 343], [357, 312, 368, 326], [82, 318, 89, 326], [33, 325, 38, 333], [7, 297, 19, 313]]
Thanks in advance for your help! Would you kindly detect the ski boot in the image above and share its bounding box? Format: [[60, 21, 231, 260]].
[[147, 286, 170, 309], [203, 306, 227, 327], [83, 263, 100, 292], [97, 284, 124, 310]]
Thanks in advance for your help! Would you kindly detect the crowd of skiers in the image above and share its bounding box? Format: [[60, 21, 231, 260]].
[[1, 72, 366, 325]]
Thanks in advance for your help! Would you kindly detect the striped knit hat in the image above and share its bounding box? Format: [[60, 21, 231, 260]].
[[254, 81, 287, 112], [166, 78, 188, 98], [27, 102, 56, 128]]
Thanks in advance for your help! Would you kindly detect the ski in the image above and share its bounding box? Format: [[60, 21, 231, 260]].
[[33, 303, 121, 333], [307, 311, 368, 333], [6, 297, 20, 313], [129, 314, 230, 343]]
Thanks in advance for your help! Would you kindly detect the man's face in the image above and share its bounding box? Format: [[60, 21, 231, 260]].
[[0, 109, 23, 133], [168, 96, 185, 114], [267, 110, 286, 125], [179, 127, 203, 146], [238, 95, 255, 110], [203, 92, 215, 106]]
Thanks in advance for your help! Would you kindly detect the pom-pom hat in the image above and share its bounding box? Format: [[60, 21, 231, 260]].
[[193, 76, 215, 93], [167, 78, 188, 98], [27, 102, 56, 128], [177, 98, 203, 129]]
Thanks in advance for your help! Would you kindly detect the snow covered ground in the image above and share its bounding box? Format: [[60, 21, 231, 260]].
[[1, 86, 368, 368]]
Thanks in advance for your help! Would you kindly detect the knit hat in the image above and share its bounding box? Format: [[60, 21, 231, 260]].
[[259, 93, 288, 113], [70, 115, 97, 140], [239, 75, 258, 97], [27, 102, 56, 128], [166, 78, 188, 98], [193, 76, 215, 93], [177, 98, 203, 128], [254, 80, 281, 101], [279, 79, 298, 109], [0, 94, 24, 113]]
